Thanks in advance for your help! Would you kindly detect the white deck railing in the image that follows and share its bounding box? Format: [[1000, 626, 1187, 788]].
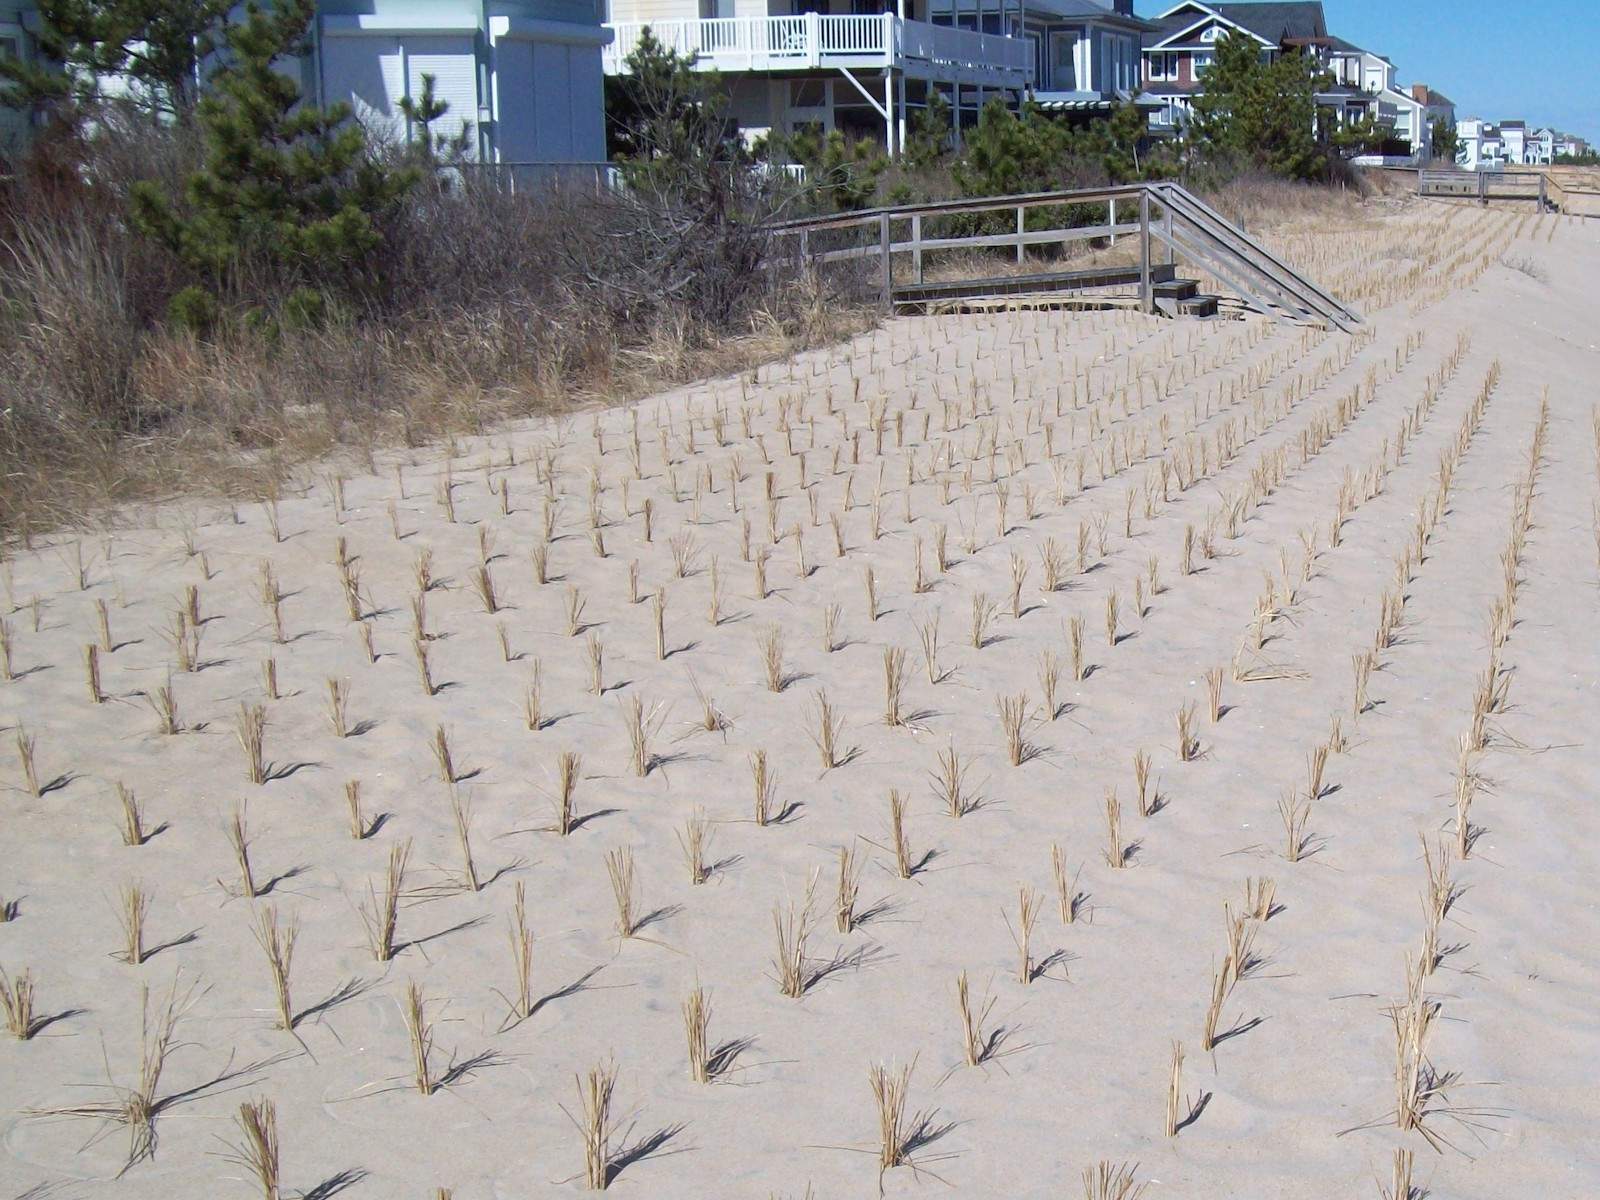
[[603, 14, 1031, 85]]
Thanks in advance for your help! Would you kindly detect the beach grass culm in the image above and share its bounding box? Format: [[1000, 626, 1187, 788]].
[[1010, 886, 1044, 983], [1104, 789, 1127, 869], [115, 881, 151, 964], [882, 647, 908, 727], [1165, 1041, 1185, 1137], [683, 984, 712, 1084], [750, 749, 776, 827], [620, 696, 656, 778], [1205, 667, 1223, 723], [402, 980, 436, 1096], [252, 905, 298, 1032], [997, 694, 1029, 767], [835, 844, 861, 933], [84, 643, 103, 704], [809, 691, 845, 770], [117, 782, 147, 847], [956, 971, 995, 1068], [931, 739, 974, 819], [1133, 751, 1152, 817], [605, 847, 639, 938], [1051, 843, 1080, 924], [505, 880, 535, 1023], [576, 1061, 618, 1189], [344, 780, 366, 839], [1176, 703, 1198, 762], [223, 1097, 281, 1200], [1201, 964, 1228, 1051], [41, 979, 193, 1169], [0, 966, 39, 1039], [236, 703, 267, 786], [773, 882, 818, 998], [1244, 876, 1276, 922], [1081, 1160, 1148, 1200], [227, 802, 258, 898], [1380, 1147, 1415, 1200], [431, 725, 457, 785], [1278, 791, 1311, 863], [1036, 649, 1062, 720], [762, 626, 785, 693], [450, 789, 480, 893], [869, 1059, 918, 1176], [555, 751, 581, 836], [325, 678, 350, 738], [888, 789, 913, 879], [359, 840, 410, 962], [678, 808, 712, 885]]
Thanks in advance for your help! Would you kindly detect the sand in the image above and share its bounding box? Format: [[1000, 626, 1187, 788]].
[[2, 200, 1597, 1200]]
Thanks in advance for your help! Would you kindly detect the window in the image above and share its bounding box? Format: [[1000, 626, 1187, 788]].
[[1200, 25, 1220, 42], [1193, 51, 1211, 76], [1049, 30, 1079, 91]]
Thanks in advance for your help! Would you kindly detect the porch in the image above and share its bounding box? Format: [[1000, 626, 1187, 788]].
[[602, 13, 1031, 89]]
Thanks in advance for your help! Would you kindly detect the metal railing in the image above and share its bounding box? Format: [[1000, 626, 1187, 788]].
[[603, 14, 1031, 83], [768, 181, 1362, 331]]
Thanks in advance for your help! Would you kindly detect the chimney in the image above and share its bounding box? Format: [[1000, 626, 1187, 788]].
[[1411, 82, 1428, 104]]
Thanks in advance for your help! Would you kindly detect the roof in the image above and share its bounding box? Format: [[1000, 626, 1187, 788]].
[[1142, 2, 1326, 50], [1423, 88, 1453, 106], [1026, 0, 1158, 29]]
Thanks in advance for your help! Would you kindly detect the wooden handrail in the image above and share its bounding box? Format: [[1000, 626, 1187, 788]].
[[764, 182, 1153, 234]]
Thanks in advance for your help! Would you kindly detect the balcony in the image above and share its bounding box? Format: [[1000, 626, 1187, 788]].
[[603, 13, 1032, 88]]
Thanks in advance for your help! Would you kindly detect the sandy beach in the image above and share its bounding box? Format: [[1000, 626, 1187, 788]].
[[2, 198, 1597, 1199]]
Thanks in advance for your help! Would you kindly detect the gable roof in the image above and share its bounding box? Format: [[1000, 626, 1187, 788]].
[[1144, 2, 1326, 50]]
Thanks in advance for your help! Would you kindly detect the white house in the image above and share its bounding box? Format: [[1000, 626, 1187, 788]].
[[1316, 37, 1433, 158], [1455, 117, 1504, 169], [0, 1, 612, 178], [1456, 117, 1563, 169], [600, 0, 1152, 152]]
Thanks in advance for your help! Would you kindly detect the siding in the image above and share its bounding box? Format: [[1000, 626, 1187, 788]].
[[321, 31, 480, 151], [496, 36, 606, 162], [322, 33, 407, 140], [405, 34, 479, 144]]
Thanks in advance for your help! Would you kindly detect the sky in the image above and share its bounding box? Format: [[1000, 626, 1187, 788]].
[[1181, 0, 1599, 140], [1312, 0, 1596, 138]]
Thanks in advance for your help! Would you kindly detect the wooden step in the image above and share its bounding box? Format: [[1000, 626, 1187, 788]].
[[1177, 294, 1220, 318], [892, 262, 1177, 306], [1152, 278, 1199, 300]]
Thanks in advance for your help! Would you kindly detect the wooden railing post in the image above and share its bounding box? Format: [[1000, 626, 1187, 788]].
[[1478, 170, 1487, 206], [1016, 205, 1025, 265], [1138, 189, 1152, 315], [879, 211, 893, 310], [912, 213, 923, 283], [1109, 197, 1116, 246]]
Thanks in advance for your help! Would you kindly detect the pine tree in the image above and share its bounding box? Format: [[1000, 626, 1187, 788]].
[[1186, 29, 1327, 181], [129, 0, 417, 328], [0, 0, 231, 123], [399, 73, 473, 169]]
